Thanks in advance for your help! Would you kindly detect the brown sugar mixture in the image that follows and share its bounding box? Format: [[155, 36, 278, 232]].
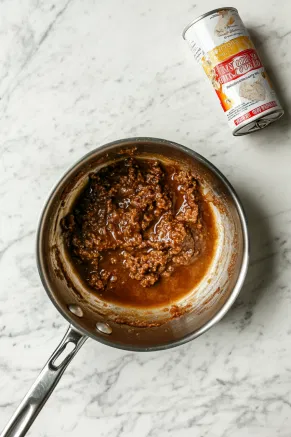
[[61, 157, 217, 308]]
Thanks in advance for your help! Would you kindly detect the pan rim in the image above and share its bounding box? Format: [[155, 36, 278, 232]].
[[36, 137, 249, 352]]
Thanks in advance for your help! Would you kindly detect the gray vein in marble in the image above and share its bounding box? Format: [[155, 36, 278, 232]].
[[1, 0, 73, 104], [0, 230, 35, 260]]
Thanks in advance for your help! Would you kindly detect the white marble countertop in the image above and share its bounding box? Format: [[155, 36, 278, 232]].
[[1, 1, 291, 436]]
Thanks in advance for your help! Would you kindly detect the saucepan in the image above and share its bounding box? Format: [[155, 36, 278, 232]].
[[1, 137, 249, 437]]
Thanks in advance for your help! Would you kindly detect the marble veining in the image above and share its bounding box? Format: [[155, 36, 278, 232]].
[[1, 0, 291, 436]]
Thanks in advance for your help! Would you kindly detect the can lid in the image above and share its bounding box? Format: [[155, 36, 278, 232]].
[[182, 7, 238, 39], [233, 109, 284, 136]]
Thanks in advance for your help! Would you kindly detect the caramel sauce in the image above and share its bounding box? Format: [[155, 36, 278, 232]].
[[62, 158, 217, 309]]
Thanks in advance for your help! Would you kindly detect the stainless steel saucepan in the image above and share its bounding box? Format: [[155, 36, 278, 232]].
[[1, 137, 249, 437]]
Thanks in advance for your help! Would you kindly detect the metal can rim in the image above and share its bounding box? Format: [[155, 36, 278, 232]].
[[182, 7, 238, 39], [232, 109, 284, 136]]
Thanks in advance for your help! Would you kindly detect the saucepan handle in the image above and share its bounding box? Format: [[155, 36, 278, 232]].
[[0, 325, 87, 437]]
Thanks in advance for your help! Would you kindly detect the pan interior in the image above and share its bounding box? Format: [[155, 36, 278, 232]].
[[37, 139, 247, 350]]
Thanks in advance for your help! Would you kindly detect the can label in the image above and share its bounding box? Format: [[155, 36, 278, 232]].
[[184, 9, 282, 133]]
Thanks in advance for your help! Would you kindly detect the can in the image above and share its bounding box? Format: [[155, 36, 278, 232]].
[[182, 7, 284, 135]]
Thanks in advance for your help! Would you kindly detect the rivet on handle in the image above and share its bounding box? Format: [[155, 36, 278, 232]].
[[96, 322, 112, 335], [68, 304, 83, 317]]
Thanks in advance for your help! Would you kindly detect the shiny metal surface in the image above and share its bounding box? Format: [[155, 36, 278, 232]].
[[233, 109, 285, 135], [182, 6, 237, 39], [0, 326, 86, 437], [36, 137, 249, 351], [1, 137, 249, 436]]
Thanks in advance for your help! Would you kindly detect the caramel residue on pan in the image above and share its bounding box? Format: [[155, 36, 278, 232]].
[[117, 146, 137, 156], [52, 244, 83, 300], [169, 303, 192, 319]]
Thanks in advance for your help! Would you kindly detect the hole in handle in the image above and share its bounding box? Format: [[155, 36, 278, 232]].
[[50, 341, 76, 370]]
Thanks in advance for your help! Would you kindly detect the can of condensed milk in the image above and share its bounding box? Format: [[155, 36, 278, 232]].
[[182, 7, 284, 135]]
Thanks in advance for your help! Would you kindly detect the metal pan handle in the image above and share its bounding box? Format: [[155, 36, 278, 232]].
[[0, 325, 87, 437]]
